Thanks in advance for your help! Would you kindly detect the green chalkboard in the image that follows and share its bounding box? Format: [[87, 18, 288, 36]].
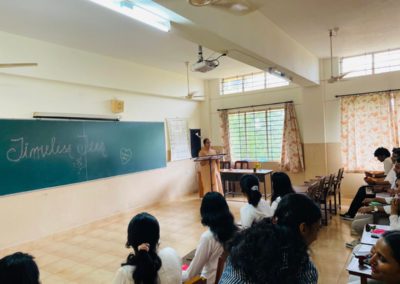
[[0, 119, 166, 196]]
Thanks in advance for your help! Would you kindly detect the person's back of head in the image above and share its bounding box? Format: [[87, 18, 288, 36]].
[[240, 174, 262, 207], [200, 192, 238, 247], [0, 252, 39, 284], [273, 193, 321, 246], [228, 219, 308, 283], [271, 172, 295, 202], [124, 212, 162, 284], [374, 147, 391, 158]]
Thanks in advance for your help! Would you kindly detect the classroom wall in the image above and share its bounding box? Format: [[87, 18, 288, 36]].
[[204, 59, 400, 198], [0, 32, 202, 248]]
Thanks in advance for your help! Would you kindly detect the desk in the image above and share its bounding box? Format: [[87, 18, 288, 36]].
[[360, 224, 390, 245], [220, 169, 273, 199], [347, 255, 373, 284]]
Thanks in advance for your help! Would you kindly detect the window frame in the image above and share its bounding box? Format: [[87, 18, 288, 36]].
[[220, 71, 290, 96], [227, 107, 285, 162], [340, 47, 400, 78]]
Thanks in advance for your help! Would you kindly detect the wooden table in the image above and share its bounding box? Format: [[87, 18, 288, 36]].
[[220, 169, 273, 199]]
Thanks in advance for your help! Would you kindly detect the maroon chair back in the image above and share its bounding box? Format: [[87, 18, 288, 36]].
[[234, 160, 249, 169]]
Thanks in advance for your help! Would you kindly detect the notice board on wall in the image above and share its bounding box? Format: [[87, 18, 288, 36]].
[[0, 119, 166, 196], [166, 118, 191, 161]]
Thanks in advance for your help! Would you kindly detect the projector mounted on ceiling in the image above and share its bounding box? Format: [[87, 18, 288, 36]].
[[191, 45, 226, 73]]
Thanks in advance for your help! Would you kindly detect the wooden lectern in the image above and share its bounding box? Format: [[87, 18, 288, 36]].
[[194, 154, 225, 193]]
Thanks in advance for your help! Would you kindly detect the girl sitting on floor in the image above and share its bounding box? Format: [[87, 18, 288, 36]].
[[270, 172, 295, 214], [182, 192, 238, 284], [113, 212, 181, 284], [240, 174, 273, 228]]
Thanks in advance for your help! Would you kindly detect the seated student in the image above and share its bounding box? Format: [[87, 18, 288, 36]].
[[112, 212, 181, 284], [0, 252, 40, 284], [219, 220, 313, 284], [270, 171, 295, 213], [341, 147, 397, 220], [239, 174, 272, 228], [219, 193, 321, 284], [370, 231, 400, 283], [273, 193, 321, 283], [350, 156, 400, 236], [182, 192, 238, 284]]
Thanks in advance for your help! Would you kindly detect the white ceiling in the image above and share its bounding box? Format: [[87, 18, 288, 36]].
[[258, 0, 400, 58], [0, 0, 259, 79], [1, 0, 400, 79]]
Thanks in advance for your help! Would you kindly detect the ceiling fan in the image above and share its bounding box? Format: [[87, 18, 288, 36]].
[[327, 28, 350, 83], [184, 61, 203, 100], [0, 63, 38, 68], [187, 0, 265, 15]]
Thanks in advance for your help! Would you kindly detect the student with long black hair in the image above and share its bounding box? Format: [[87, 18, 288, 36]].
[[220, 193, 321, 284], [270, 172, 295, 213], [240, 174, 272, 228], [113, 212, 181, 284], [182, 192, 238, 284]]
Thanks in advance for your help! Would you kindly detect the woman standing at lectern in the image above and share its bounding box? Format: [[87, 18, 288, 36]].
[[199, 138, 223, 194]]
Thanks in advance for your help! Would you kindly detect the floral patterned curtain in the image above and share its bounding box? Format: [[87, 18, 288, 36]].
[[280, 102, 304, 173], [340, 92, 395, 172], [391, 90, 400, 145], [219, 110, 231, 161]]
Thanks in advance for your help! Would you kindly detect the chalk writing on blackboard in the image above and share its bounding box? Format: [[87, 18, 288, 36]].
[[0, 119, 166, 196], [120, 148, 133, 165], [6, 136, 108, 163]]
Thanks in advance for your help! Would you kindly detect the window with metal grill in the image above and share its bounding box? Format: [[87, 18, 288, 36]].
[[221, 71, 289, 95], [228, 108, 285, 162]]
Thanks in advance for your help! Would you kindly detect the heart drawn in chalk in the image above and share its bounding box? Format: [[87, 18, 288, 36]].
[[120, 148, 133, 165]]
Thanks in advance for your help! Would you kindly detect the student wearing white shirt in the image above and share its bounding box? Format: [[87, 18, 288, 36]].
[[341, 147, 397, 220], [350, 156, 400, 236], [270, 172, 295, 214], [182, 192, 238, 284], [389, 197, 400, 230], [112, 213, 181, 284], [239, 174, 272, 228]]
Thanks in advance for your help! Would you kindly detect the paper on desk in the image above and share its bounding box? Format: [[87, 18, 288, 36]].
[[353, 244, 373, 255]]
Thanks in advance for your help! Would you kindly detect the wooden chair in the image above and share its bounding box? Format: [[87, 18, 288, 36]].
[[234, 160, 249, 169], [229, 160, 249, 196], [220, 161, 231, 169], [220, 161, 233, 196], [319, 175, 334, 226], [333, 168, 344, 211], [328, 168, 344, 215], [306, 176, 328, 225]]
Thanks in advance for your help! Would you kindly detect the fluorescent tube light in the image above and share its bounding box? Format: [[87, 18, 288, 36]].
[[87, 0, 170, 32], [33, 112, 121, 121]]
